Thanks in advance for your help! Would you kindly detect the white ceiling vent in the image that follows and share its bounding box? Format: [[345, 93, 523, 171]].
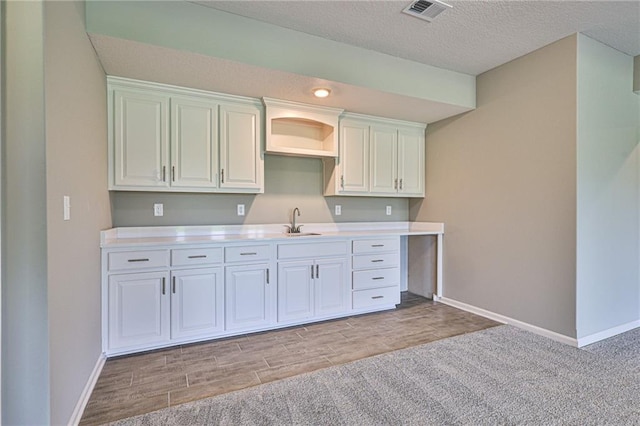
[[402, 0, 452, 22]]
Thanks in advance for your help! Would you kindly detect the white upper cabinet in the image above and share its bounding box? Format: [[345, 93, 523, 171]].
[[370, 125, 399, 195], [219, 103, 262, 191], [171, 96, 219, 189], [397, 127, 425, 196], [108, 77, 263, 193], [112, 89, 170, 188], [324, 113, 426, 198]]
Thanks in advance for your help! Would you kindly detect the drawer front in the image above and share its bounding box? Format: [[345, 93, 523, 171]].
[[108, 250, 169, 271], [352, 253, 399, 270], [278, 241, 348, 260], [352, 237, 400, 254], [171, 247, 223, 266], [225, 244, 271, 263], [352, 267, 400, 290], [353, 286, 400, 310]]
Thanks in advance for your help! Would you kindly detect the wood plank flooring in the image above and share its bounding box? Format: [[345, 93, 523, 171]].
[[80, 293, 500, 425]]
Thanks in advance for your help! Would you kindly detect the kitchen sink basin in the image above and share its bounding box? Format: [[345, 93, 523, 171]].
[[284, 232, 322, 237]]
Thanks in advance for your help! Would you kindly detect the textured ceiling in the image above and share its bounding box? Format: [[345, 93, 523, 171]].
[[191, 0, 640, 75]]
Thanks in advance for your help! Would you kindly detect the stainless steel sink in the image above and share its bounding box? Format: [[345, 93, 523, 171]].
[[284, 232, 322, 237]]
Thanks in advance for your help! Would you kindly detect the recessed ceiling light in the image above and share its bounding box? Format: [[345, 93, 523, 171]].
[[313, 88, 331, 98]]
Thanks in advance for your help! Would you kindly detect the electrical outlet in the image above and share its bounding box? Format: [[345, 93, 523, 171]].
[[63, 196, 71, 221], [237, 204, 245, 216], [386, 205, 392, 216], [153, 203, 163, 217], [335, 205, 342, 216]]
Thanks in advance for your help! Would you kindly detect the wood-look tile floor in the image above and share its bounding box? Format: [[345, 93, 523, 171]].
[[80, 293, 500, 425]]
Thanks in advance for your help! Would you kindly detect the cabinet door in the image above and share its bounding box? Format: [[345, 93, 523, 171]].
[[219, 103, 263, 191], [315, 258, 349, 317], [108, 271, 170, 350], [398, 127, 425, 197], [278, 260, 314, 322], [370, 125, 398, 194], [171, 97, 219, 189], [171, 268, 224, 340], [225, 263, 273, 331], [112, 89, 169, 188], [339, 120, 369, 193]]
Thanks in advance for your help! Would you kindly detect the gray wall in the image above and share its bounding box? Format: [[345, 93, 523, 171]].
[[575, 35, 640, 338], [411, 35, 578, 338], [113, 155, 409, 227], [44, 1, 112, 423], [2, 1, 50, 423]]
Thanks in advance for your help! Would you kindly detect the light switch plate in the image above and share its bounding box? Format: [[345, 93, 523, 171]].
[[154, 203, 163, 217], [386, 205, 392, 215], [63, 196, 70, 221], [237, 204, 245, 216], [335, 205, 342, 216]]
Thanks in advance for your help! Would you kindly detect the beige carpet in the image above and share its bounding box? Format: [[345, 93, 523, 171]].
[[111, 325, 640, 425]]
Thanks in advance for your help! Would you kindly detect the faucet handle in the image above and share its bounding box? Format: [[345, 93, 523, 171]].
[[284, 225, 292, 233], [294, 225, 304, 233]]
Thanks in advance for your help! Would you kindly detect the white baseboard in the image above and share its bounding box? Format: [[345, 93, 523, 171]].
[[68, 353, 106, 426], [439, 297, 579, 347], [576, 320, 640, 347]]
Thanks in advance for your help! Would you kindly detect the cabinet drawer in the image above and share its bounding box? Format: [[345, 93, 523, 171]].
[[225, 245, 271, 263], [352, 237, 400, 254], [278, 241, 348, 260], [107, 250, 169, 271], [352, 267, 400, 290], [171, 247, 223, 266], [353, 286, 400, 310], [352, 253, 399, 270]]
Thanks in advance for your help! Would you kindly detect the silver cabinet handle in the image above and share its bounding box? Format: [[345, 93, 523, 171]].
[[162, 166, 166, 182], [266, 268, 270, 284], [221, 169, 225, 183], [127, 258, 149, 263], [394, 178, 398, 190], [311, 264, 314, 279], [172, 276, 176, 294], [340, 175, 344, 189], [187, 255, 207, 259], [240, 252, 257, 256], [399, 178, 403, 190], [371, 244, 384, 247], [372, 295, 384, 300], [371, 259, 384, 263], [172, 166, 175, 182], [316, 264, 319, 278], [162, 277, 166, 295], [372, 277, 384, 280]]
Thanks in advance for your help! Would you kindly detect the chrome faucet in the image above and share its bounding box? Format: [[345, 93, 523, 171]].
[[287, 207, 303, 234]]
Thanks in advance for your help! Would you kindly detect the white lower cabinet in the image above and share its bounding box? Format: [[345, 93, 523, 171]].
[[108, 271, 170, 351], [278, 257, 348, 323], [277, 240, 349, 324], [170, 267, 224, 340], [225, 263, 274, 331]]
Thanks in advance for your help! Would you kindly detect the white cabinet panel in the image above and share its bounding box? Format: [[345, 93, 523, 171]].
[[225, 263, 272, 331], [339, 120, 369, 193], [353, 286, 400, 310], [278, 261, 314, 322], [370, 126, 398, 194], [171, 97, 218, 189], [398, 128, 425, 196], [108, 271, 170, 350], [219, 104, 262, 191], [171, 268, 224, 340], [113, 89, 169, 188], [315, 258, 348, 317]]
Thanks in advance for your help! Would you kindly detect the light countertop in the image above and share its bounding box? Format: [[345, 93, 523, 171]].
[[101, 221, 444, 248]]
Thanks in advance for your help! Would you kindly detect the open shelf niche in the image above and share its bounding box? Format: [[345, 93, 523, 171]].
[[263, 98, 344, 158]]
